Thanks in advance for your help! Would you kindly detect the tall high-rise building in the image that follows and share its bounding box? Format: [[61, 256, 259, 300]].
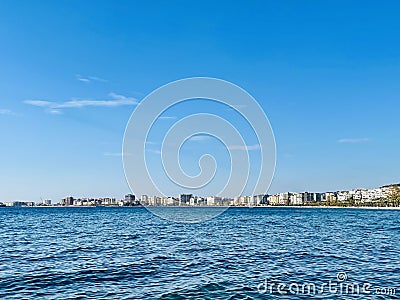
[[125, 194, 136, 202], [180, 194, 193, 205], [62, 197, 74, 206]]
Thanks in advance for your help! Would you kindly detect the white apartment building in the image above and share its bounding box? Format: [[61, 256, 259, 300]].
[[141, 195, 149, 205], [290, 193, 303, 205], [206, 196, 222, 206]]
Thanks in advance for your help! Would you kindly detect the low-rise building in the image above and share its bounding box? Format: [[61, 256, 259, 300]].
[[325, 192, 337, 202]]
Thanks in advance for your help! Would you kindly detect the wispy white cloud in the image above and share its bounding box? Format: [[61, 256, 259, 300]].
[[103, 152, 132, 157], [48, 109, 63, 115], [76, 75, 90, 83], [338, 138, 370, 143], [76, 74, 108, 83], [23, 100, 53, 107], [0, 109, 15, 115], [158, 116, 176, 120], [228, 144, 261, 151], [188, 135, 212, 141], [24, 93, 138, 114], [56, 98, 136, 108], [146, 149, 161, 154], [89, 76, 108, 82]]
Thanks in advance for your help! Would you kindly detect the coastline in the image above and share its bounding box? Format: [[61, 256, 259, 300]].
[[4, 205, 400, 210]]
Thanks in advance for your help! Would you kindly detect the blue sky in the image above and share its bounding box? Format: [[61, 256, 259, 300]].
[[0, 1, 399, 201]]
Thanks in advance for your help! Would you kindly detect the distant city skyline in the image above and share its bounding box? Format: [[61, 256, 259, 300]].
[[2, 181, 398, 207], [2, 182, 400, 210], [1, 1, 400, 201]]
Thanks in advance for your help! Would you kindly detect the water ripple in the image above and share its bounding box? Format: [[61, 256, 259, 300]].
[[0, 207, 399, 299]]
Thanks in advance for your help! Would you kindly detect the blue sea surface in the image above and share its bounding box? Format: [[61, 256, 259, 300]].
[[0, 207, 399, 299]]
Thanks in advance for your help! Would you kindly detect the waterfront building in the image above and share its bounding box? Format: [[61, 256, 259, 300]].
[[325, 192, 337, 202], [4, 201, 34, 207], [247, 196, 256, 206], [206, 196, 222, 206], [196, 197, 206, 206], [62, 197, 74, 206], [313, 193, 322, 202], [233, 196, 239, 205], [251, 195, 268, 205], [100, 198, 117, 205], [302, 192, 321, 203], [148, 196, 155, 205], [166, 197, 177, 205], [140, 195, 149, 205], [337, 191, 351, 201], [279, 192, 290, 205], [290, 193, 303, 205], [268, 194, 279, 205], [125, 194, 135, 202], [353, 191, 363, 201], [234, 196, 247, 206], [189, 197, 196, 206], [148, 196, 161, 206], [43, 199, 52, 206], [180, 194, 193, 206], [160, 197, 168, 206], [222, 197, 234, 206], [240, 196, 251, 206]]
